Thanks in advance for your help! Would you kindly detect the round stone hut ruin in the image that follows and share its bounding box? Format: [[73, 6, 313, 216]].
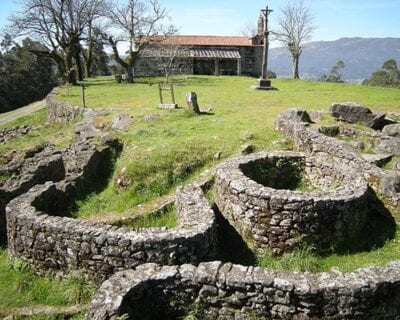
[[214, 151, 371, 254]]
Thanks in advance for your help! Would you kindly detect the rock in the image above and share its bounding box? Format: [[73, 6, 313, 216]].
[[382, 123, 400, 137], [395, 158, 400, 170], [75, 122, 98, 140], [319, 125, 340, 137], [100, 133, 113, 144], [75, 110, 101, 140], [283, 108, 312, 123], [330, 102, 386, 130], [361, 153, 393, 167], [112, 114, 133, 132], [114, 167, 131, 189], [380, 171, 400, 197], [275, 108, 311, 131], [308, 110, 324, 122], [185, 92, 201, 114], [376, 137, 400, 156]]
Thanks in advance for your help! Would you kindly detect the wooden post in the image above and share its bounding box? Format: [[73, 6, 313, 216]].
[[170, 84, 176, 104], [158, 83, 163, 104], [81, 84, 86, 108]]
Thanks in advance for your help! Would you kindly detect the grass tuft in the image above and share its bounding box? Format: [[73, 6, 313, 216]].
[[0, 250, 96, 316]]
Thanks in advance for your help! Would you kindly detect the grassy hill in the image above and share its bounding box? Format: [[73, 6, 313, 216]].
[[56, 75, 400, 218], [1, 75, 400, 315]]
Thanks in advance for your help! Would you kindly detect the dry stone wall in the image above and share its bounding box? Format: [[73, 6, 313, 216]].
[[6, 181, 216, 279], [0, 145, 66, 245], [46, 88, 83, 123], [214, 151, 371, 254], [275, 108, 400, 200], [0, 125, 37, 144], [86, 260, 400, 320]]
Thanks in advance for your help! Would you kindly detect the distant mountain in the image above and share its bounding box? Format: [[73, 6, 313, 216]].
[[269, 37, 400, 82]]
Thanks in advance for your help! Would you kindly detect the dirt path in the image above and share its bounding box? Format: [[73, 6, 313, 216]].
[[0, 99, 46, 127]]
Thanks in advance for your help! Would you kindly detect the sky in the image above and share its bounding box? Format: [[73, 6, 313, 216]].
[[0, 0, 399, 46]]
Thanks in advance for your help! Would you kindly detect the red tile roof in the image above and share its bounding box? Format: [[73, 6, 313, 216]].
[[159, 35, 255, 47]]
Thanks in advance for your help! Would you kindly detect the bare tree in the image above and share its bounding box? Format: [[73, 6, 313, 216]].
[[239, 20, 258, 38], [104, 0, 175, 83], [154, 44, 188, 82], [276, 0, 315, 79], [7, 0, 106, 84]]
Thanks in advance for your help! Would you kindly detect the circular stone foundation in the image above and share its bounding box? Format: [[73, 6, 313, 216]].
[[215, 151, 371, 254]]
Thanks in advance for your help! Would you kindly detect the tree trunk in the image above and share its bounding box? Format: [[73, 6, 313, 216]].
[[85, 24, 94, 78], [65, 49, 77, 85], [85, 48, 93, 78], [125, 66, 134, 83], [293, 54, 300, 79], [74, 49, 84, 81]]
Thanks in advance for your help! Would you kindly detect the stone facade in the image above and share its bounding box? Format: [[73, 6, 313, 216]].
[[86, 260, 400, 320], [134, 37, 263, 77], [215, 151, 371, 254], [135, 57, 193, 77]]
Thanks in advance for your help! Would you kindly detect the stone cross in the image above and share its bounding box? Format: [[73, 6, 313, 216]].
[[261, 5, 273, 80]]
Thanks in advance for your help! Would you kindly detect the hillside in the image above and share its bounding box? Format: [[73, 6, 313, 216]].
[[1, 76, 400, 317], [270, 37, 400, 81]]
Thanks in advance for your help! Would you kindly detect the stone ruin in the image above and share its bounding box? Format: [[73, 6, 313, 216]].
[[215, 151, 371, 254], [1, 94, 400, 319]]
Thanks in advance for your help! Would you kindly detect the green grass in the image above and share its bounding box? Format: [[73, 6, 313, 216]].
[[0, 250, 96, 317], [58, 76, 400, 218], [0, 109, 75, 158], [5, 75, 397, 273], [257, 227, 400, 273], [113, 206, 178, 229], [0, 109, 47, 129]]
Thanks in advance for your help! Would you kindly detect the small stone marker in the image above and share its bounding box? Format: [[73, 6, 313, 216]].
[[185, 92, 201, 114]]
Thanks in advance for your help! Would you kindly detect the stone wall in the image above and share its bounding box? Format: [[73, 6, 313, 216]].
[[134, 46, 263, 77], [275, 108, 400, 200], [214, 151, 371, 254], [0, 125, 37, 144], [46, 88, 83, 123], [239, 46, 263, 76], [135, 57, 193, 77], [86, 260, 400, 320], [0, 145, 66, 245], [6, 181, 216, 279]]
